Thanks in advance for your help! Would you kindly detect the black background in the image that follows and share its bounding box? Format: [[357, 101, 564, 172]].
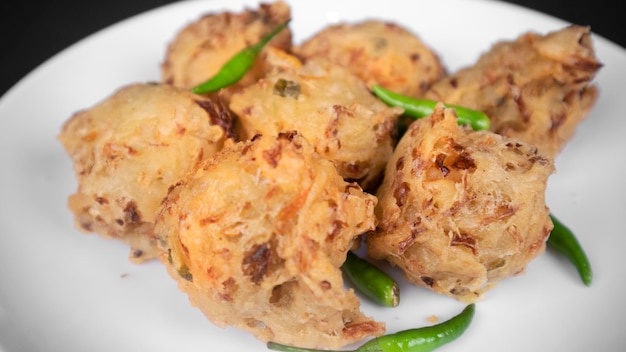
[[0, 0, 623, 97]]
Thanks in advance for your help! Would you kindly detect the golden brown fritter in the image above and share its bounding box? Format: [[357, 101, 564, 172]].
[[366, 105, 555, 303], [229, 57, 403, 191], [294, 20, 446, 98], [425, 25, 602, 157], [161, 1, 292, 104], [154, 131, 384, 349], [58, 83, 233, 263]]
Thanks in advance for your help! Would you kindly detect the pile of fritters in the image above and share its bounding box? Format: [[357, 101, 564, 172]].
[[57, 0, 602, 349]]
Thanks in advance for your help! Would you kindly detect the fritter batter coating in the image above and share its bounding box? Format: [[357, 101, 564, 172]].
[[366, 105, 555, 303], [154, 131, 384, 348], [294, 20, 446, 98], [425, 25, 602, 157], [161, 1, 292, 103], [58, 83, 233, 263], [229, 57, 403, 191]]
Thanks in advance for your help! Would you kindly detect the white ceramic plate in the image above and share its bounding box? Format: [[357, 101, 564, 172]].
[[1, 0, 624, 351]]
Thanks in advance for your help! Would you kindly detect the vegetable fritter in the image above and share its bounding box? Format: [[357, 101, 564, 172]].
[[229, 57, 403, 190], [425, 25, 602, 157], [154, 131, 384, 349], [366, 105, 555, 303], [58, 83, 233, 262], [161, 1, 292, 103], [295, 20, 446, 98]]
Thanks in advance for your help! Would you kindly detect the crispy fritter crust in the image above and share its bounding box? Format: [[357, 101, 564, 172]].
[[154, 131, 384, 348], [58, 83, 233, 262], [294, 20, 446, 98], [229, 57, 403, 190], [161, 1, 292, 103], [366, 105, 555, 302], [425, 25, 602, 157]]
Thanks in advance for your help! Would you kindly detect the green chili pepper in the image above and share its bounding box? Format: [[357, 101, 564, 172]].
[[547, 214, 592, 286], [267, 304, 476, 352], [371, 85, 490, 131], [341, 251, 399, 307], [192, 19, 291, 94]]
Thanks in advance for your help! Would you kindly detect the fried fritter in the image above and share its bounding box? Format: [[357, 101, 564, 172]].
[[425, 25, 602, 157], [161, 1, 292, 104], [294, 20, 446, 98], [366, 105, 555, 303], [154, 131, 384, 348], [229, 57, 403, 191], [58, 83, 233, 262]]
